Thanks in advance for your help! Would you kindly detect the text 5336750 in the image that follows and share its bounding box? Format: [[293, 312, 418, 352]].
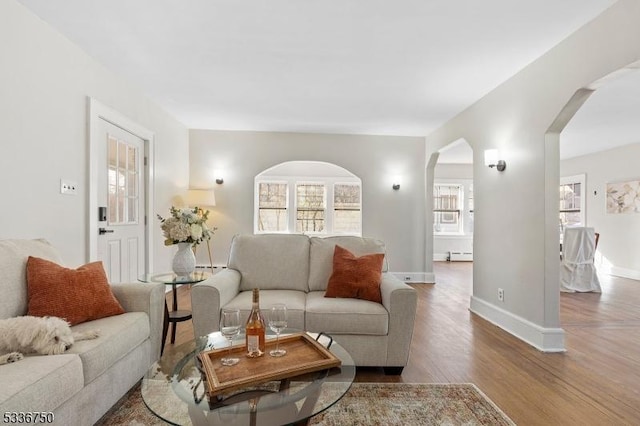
[[3, 412, 54, 424]]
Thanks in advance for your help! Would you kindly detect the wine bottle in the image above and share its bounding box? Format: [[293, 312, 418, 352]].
[[245, 288, 266, 357]]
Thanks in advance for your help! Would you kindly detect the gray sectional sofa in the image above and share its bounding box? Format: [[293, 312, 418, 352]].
[[0, 239, 164, 426], [191, 234, 417, 374]]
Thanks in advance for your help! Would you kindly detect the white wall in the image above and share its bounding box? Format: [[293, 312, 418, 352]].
[[434, 164, 474, 180], [189, 129, 426, 278], [561, 142, 640, 280], [0, 0, 189, 270], [424, 0, 640, 351]]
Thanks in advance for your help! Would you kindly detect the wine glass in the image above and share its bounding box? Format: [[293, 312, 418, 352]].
[[220, 308, 241, 366], [269, 304, 287, 357]]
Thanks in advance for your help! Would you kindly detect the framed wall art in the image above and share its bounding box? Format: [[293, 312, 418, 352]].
[[606, 179, 640, 214]]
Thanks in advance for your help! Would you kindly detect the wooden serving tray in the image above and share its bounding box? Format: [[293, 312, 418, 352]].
[[198, 332, 341, 397]]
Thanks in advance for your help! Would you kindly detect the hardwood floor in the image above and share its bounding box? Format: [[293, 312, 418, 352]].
[[164, 263, 640, 425]]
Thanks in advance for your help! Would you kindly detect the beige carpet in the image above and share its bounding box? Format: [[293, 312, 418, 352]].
[[96, 382, 515, 426]]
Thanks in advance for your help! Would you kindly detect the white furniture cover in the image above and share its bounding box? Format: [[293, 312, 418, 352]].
[[561, 227, 601, 293]]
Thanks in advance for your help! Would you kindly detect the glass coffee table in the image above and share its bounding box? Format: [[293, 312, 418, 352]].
[[141, 330, 355, 426]]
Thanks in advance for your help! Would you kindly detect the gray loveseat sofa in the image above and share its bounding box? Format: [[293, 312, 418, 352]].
[[0, 239, 164, 426], [191, 234, 417, 374]]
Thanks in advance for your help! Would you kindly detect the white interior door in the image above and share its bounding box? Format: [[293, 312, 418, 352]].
[[96, 120, 146, 283]]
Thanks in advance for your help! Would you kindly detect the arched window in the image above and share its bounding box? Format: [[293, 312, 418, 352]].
[[254, 161, 362, 236]]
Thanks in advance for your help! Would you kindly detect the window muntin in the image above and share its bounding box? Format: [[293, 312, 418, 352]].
[[434, 184, 463, 234], [257, 182, 288, 232]]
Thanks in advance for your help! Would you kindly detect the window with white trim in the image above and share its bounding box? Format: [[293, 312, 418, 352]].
[[560, 174, 586, 231], [296, 183, 326, 233], [257, 182, 288, 232], [255, 161, 361, 235], [333, 183, 362, 234], [434, 184, 463, 234]]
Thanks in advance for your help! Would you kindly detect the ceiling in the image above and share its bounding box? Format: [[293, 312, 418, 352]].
[[436, 67, 640, 164], [561, 68, 640, 159], [19, 0, 630, 160]]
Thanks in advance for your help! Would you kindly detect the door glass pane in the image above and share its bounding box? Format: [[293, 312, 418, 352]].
[[118, 170, 126, 194], [108, 193, 117, 223], [128, 172, 137, 197], [127, 198, 137, 224], [108, 137, 118, 168], [128, 146, 137, 172], [118, 141, 127, 166], [117, 195, 125, 224]]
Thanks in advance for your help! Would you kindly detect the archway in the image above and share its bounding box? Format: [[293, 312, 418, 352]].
[[546, 60, 640, 332], [425, 138, 474, 283]]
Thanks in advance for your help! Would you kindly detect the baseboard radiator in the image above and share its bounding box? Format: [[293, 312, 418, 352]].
[[449, 251, 473, 262], [195, 264, 228, 272]]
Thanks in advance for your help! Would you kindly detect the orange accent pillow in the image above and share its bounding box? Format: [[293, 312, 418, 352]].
[[324, 245, 384, 303], [26, 256, 125, 325]]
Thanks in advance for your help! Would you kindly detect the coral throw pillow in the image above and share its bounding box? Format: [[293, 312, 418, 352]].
[[26, 256, 125, 325], [324, 245, 384, 303]]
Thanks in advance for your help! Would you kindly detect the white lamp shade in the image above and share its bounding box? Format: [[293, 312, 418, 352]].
[[187, 189, 216, 207], [484, 149, 499, 167]]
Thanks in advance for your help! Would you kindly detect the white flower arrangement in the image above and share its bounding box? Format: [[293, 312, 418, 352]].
[[157, 206, 215, 246]]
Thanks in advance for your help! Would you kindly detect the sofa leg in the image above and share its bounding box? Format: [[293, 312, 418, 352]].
[[383, 366, 404, 375]]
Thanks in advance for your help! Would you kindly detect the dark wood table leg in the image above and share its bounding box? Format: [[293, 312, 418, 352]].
[[162, 283, 192, 349], [171, 283, 178, 344], [161, 301, 169, 356]]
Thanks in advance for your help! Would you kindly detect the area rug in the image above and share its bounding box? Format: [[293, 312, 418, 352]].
[[96, 382, 515, 426]]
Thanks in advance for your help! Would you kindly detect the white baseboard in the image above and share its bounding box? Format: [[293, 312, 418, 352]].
[[391, 272, 434, 284], [449, 251, 473, 262], [606, 266, 640, 281], [433, 253, 449, 262], [469, 296, 566, 352]]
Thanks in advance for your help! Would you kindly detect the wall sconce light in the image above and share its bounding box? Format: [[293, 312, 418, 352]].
[[484, 149, 506, 172], [213, 170, 224, 184], [392, 176, 402, 190]]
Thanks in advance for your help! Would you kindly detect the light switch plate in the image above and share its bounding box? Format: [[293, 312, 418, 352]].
[[60, 179, 78, 195]]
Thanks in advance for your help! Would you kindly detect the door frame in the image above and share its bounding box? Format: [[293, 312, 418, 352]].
[[88, 97, 155, 274]]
